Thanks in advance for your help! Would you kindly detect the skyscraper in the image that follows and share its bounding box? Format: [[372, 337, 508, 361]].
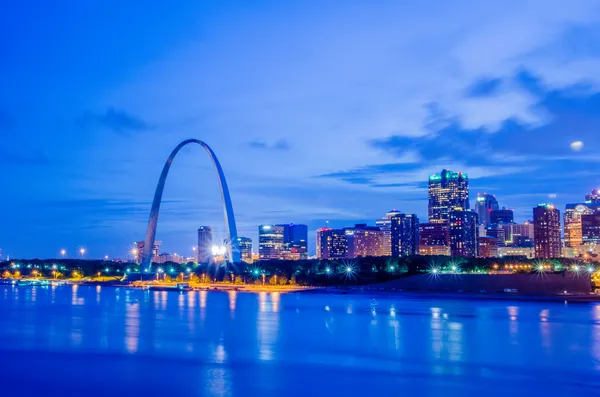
[[237, 237, 253, 263], [258, 225, 285, 260], [390, 213, 419, 257], [582, 214, 600, 245], [533, 204, 561, 258], [475, 193, 499, 226], [428, 169, 469, 223], [418, 222, 450, 256], [285, 224, 308, 260], [490, 208, 514, 225], [345, 224, 385, 258], [376, 210, 402, 256], [197, 226, 213, 263], [501, 222, 535, 247], [316, 228, 348, 259], [449, 209, 479, 257]]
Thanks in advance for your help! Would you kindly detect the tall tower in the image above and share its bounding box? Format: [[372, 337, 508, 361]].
[[197, 226, 213, 263], [428, 169, 469, 223], [376, 209, 402, 256], [533, 204, 561, 258], [475, 193, 499, 226], [258, 225, 285, 260], [391, 213, 419, 257], [236, 237, 253, 263], [449, 209, 479, 257]]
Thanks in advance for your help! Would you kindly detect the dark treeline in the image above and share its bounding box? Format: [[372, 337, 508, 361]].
[[0, 255, 590, 286]]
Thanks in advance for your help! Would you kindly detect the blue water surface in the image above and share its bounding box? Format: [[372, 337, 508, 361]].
[[1, 285, 599, 396]]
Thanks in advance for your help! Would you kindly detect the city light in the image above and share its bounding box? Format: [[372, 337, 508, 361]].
[[60, 249, 66, 257], [79, 248, 86, 257]]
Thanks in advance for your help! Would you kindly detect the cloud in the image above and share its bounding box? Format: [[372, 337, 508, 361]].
[[465, 77, 504, 97], [77, 108, 150, 135], [248, 139, 290, 150]]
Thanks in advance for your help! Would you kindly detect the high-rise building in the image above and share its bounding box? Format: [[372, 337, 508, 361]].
[[237, 237, 253, 263], [585, 189, 600, 203], [376, 210, 402, 256], [533, 204, 561, 258], [475, 193, 499, 226], [258, 225, 286, 260], [345, 224, 385, 258], [285, 224, 308, 260], [317, 228, 349, 259], [419, 222, 450, 256], [449, 209, 479, 257], [197, 226, 213, 263], [135, 241, 162, 264], [501, 222, 535, 247], [486, 225, 507, 247], [490, 208, 514, 225], [478, 236, 498, 258], [564, 203, 600, 248], [428, 169, 469, 223], [582, 214, 600, 245], [390, 213, 419, 257]]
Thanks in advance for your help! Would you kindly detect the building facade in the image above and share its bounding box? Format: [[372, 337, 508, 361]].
[[345, 224, 385, 258], [390, 213, 419, 257], [449, 209, 479, 257], [475, 193, 499, 226], [478, 236, 498, 258], [196, 226, 213, 263], [376, 210, 402, 256], [419, 222, 450, 256], [428, 169, 469, 223], [582, 213, 600, 245], [258, 225, 286, 260], [237, 237, 253, 263], [533, 204, 561, 258], [490, 208, 514, 225]]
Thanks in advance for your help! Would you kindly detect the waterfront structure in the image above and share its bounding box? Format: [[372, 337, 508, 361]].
[[197, 226, 213, 263], [376, 210, 402, 256], [141, 139, 240, 270], [533, 204, 561, 258], [134, 241, 162, 264], [419, 222, 450, 256], [449, 209, 479, 257], [390, 213, 419, 257], [490, 208, 514, 225], [498, 246, 535, 259], [237, 237, 253, 263], [582, 213, 600, 245], [475, 193, 499, 226], [258, 225, 285, 260], [478, 236, 498, 258], [345, 224, 385, 258], [428, 169, 469, 223]]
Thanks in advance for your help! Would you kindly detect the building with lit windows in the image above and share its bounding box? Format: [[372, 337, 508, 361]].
[[449, 209, 479, 257], [316, 228, 332, 259], [345, 224, 385, 258], [585, 189, 600, 203], [428, 169, 469, 223], [419, 222, 450, 256], [498, 246, 535, 259], [285, 224, 308, 260], [478, 236, 498, 258], [258, 225, 285, 260], [197, 226, 213, 263], [475, 193, 499, 226], [582, 214, 600, 245], [376, 210, 402, 256], [135, 241, 162, 264], [237, 237, 253, 263], [533, 204, 561, 258], [390, 213, 419, 257]]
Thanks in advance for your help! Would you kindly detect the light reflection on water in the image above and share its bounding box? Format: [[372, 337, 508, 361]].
[[0, 285, 599, 396]]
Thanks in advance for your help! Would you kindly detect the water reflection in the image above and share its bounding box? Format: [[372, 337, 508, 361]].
[[257, 292, 280, 362], [125, 303, 140, 353]]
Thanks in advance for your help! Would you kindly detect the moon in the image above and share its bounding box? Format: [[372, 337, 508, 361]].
[[570, 141, 584, 151]]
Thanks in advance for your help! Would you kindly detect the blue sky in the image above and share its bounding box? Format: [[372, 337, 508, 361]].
[[2, 0, 600, 258]]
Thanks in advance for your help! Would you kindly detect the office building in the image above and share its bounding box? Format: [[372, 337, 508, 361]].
[[316, 228, 350, 259], [475, 193, 499, 226], [154, 252, 186, 264], [582, 213, 600, 245], [533, 204, 561, 258], [419, 222, 450, 256], [237, 237, 253, 263], [478, 236, 498, 258], [345, 224, 385, 258], [585, 188, 600, 203], [490, 208, 514, 225], [486, 225, 506, 247], [286, 224, 308, 260], [498, 222, 534, 247], [316, 228, 332, 259], [428, 169, 469, 223], [390, 213, 419, 257], [258, 225, 286, 260], [376, 210, 402, 256], [197, 226, 213, 263], [498, 246, 535, 259], [449, 209, 479, 257]]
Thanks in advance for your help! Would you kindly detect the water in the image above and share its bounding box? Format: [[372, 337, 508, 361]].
[[1, 285, 599, 396]]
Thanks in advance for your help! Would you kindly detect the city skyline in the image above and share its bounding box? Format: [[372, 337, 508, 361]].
[[2, 1, 600, 258]]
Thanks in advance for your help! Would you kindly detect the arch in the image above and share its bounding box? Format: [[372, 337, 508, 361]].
[[141, 139, 240, 270]]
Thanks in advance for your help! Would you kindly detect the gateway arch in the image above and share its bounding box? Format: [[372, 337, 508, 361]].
[[141, 139, 240, 270]]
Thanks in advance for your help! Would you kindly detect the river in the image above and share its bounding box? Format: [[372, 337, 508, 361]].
[[1, 284, 599, 396]]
